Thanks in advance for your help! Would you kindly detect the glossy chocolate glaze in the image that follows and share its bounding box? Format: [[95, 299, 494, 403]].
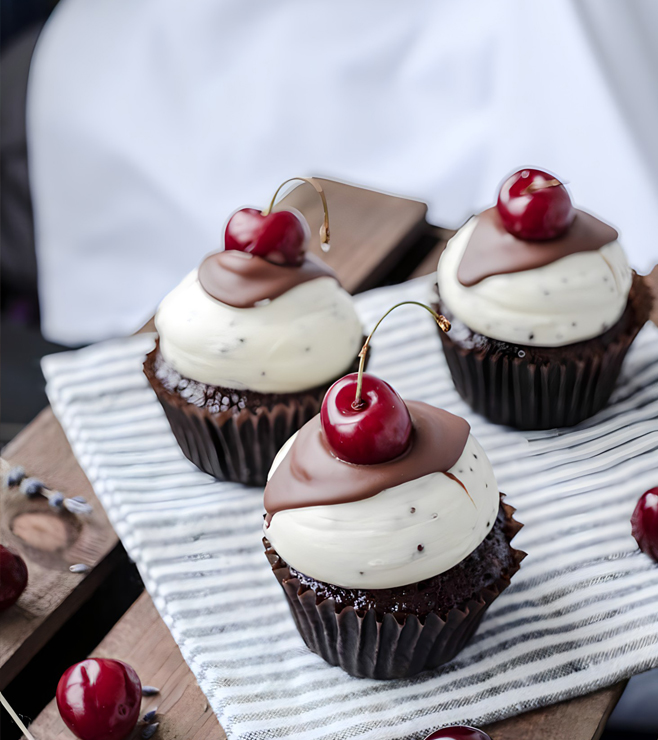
[[457, 207, 618, 286], [198, 250, 338, 308], [264, 401, 470, 517]]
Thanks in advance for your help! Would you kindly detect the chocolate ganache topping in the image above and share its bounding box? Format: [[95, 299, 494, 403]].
[[264, 401, 471, 519], [198, 250, 338, 308], [457, 207, 618, 287]]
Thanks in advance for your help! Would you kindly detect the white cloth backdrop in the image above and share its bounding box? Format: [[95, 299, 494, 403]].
[[27, 0, 658, 345]]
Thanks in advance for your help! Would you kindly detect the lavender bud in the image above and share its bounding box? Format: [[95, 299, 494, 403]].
[[20, 478, 44, 497], [6, 466, 26, 487], [69, 563, 90, 574], [141, 723, 159, 738], [49, 491, 65, 509], [64, 498, 93, 515]]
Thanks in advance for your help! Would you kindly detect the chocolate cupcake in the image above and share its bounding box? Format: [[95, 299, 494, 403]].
[[144, 179, 363, 486], [434, 168, 652, 430], [262, 311, 524, 678]]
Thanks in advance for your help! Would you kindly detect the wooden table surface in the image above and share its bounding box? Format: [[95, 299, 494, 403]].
[[2, 180, 656, 740]]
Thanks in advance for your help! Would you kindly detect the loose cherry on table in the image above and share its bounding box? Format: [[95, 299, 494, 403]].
[[631, 487, 658, 562], [425, 727, 491, 740], [496, 168, 574, 240], [320, 302, 450, 465], [0, 544, 28, 612], [56, 658, 142, 740], [224, 176, 331, 266]]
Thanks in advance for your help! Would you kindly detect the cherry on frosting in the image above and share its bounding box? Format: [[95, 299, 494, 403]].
[[425, 727, 491, 740], [224, 207, 309, 266], [320, 301, 451, 466], [56, 658, 142, 740], [224, 177, 331, 267], [321, 372, 413, 465], [631, 487, 658, 562], [496, 168, 574, 240], [0, 544, 28, 611]]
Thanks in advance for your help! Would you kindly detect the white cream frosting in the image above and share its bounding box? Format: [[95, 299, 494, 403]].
[[264, 433, 500, 589], [437, 217, 633, 347], [155, 270, 363, 393]]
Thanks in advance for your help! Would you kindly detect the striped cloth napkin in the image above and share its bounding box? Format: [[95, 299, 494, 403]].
[[42, 275, 658, 740]]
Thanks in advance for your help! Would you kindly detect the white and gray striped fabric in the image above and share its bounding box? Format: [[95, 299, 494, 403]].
[[43, 275, 658, 740]]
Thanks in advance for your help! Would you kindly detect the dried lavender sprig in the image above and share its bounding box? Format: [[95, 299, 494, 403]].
[[7, 465, 93, 517], [69, 563, 90, 574], [19, 478, 44, 497], [141, 686, 160, 697], [142, 709, 157, 723], [6, 466, 26, 487], [141, 723, 159, 739]]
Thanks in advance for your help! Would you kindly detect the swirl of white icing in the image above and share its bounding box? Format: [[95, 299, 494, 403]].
[[437, 218, 633, 347], [155, 270, 363, 393], [264, 433, 500, 589]]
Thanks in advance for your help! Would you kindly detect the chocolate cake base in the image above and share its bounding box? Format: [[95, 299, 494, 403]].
[[144, 344, 359, 486], [433, 272, 652, 430], [264, 497, 524, 679]]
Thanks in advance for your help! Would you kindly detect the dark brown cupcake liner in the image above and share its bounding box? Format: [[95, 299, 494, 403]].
[[264, 498, 525, 679], [433, 272, 652, 430], [144, 345, 362, 486]]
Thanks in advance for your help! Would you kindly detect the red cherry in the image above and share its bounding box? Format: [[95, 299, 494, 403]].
[[425, 727, 491, 740], [631, 487, 658, 562], [320, 372, 412, 465], [496, 168, 574, 240], [56, 658, 142, 740], [0, 544, 28, 611], [224, 207, 309, 266]]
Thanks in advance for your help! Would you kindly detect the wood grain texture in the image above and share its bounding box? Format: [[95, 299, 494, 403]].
[[409, 228, 453, 280], [484, 682, 627, 740], [22, 592, 224, 740], [0, 410, 121, 688], [20, 588, 627, 740], [281, 178, 428, 293]]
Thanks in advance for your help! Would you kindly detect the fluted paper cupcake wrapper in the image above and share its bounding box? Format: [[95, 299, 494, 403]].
[[152, 387, 323, 486], [265, 499, 525, 680], [144, 350, 331, 486], [434, 272, 652, 430], [144, 342, 365, 486]]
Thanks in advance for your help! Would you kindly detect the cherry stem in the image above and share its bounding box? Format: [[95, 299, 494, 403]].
[[522, 178, 561, 195], [353, 301, 451, 409], [262, 177, 331, 252]]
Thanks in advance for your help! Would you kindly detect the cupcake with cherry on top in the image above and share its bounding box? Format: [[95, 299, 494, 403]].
[[263, 303, 524, 679], [144, 178, 363, 486], [435, 168, 652, 429]]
